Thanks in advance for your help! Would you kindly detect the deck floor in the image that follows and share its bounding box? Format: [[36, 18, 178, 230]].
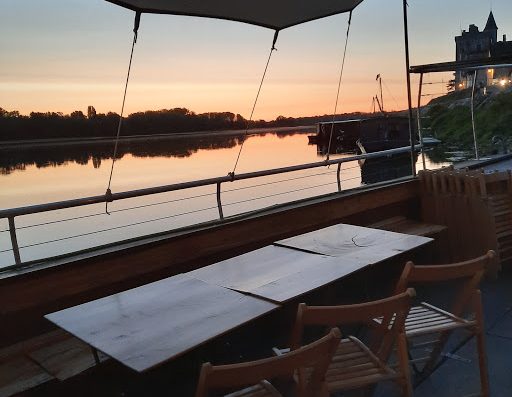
[[10, 271, 512, 397], [413, 272, 512, 397], [372, 270, 512, 397]]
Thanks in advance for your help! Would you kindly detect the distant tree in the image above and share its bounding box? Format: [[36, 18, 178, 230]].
[[0, 108, 20, 118], [70, 110, 86, 119]]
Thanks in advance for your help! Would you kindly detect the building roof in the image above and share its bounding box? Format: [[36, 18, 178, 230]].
[[410, 55, 512, 74], [484, 11, 498, 31], [105, 0, 364, 30]]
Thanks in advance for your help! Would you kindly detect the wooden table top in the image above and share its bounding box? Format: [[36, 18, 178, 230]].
[[275, 223, 432, 262], [45, 275, 278, 373], [188, 246, 368, 303]]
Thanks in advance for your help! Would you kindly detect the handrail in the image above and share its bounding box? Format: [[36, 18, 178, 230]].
[[0, 145, 420, 267], [0, 145, 418, 219]]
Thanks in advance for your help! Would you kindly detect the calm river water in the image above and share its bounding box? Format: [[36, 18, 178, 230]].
[[0, 129, 448, 267]]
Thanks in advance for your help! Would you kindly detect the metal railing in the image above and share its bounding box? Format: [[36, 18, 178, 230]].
[[0, 145, 420, 268]]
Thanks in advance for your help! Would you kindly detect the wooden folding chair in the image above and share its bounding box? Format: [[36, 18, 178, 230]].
[[195, 327, 341, 397], [391, 250, 497, 397], [274, 289, 416, 396]]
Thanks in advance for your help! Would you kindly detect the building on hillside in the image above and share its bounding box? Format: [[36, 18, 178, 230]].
[[455, 11, 512, 89]]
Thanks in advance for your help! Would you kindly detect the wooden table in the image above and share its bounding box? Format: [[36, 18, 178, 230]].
[[275, 223, 432, 263], [188, 245, 368, 303], [45, 275, 278, 373]]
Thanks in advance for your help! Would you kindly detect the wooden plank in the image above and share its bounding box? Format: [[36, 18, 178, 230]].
[[275, 224, 432, 261], [188, 246, 368, 303], [28, 337, 108, 381], [0, 355, 54, 397], [45, 275, 278, 373]]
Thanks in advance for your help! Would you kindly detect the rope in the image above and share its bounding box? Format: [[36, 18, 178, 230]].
[[326, 11, 353, 161], [105, 11, 141, 214], [382, 79, 400, 110], [230, 30, 279, 177]]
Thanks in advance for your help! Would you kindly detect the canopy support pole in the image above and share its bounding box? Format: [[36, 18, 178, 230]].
[[471, 70, 479, 160], [402, 0, 416, 176], [417, 72, 426, 170]]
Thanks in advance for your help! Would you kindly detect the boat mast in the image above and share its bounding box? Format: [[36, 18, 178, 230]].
[[402, 0, 416, 176], [377, 74, 384, 112]]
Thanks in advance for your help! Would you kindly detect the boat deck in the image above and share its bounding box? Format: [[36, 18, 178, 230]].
[[3, 269, 509, 397], [415, 271, 512, 397], [371, 270, 512, 397]]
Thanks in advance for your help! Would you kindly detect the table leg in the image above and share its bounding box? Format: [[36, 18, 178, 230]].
[[91, 347, 101, 365]]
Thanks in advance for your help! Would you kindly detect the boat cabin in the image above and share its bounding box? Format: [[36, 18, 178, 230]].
[[316, 116, 414, 154]]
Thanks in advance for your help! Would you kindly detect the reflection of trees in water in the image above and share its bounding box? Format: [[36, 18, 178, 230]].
[[0, 132, 300, 175], [423, 144, 469, 164]]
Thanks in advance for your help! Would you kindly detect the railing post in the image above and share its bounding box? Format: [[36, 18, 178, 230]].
[[216, 182, 224, 220], [8, 216, 21, 266], [337, 163, 342, 192]]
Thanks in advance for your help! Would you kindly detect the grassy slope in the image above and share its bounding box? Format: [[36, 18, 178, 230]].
[[426, 89, 512, 150]]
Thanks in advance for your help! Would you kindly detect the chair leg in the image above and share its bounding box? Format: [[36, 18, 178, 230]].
[[418, 331, 451, 378], [397, 333, 413, 397], [473, 291, 490, 397]]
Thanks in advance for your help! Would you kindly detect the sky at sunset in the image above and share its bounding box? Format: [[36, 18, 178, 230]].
[[2, 0, 511, 120]]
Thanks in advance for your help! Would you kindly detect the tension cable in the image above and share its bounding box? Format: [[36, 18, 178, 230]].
[[326, 11, 353, 161], [230, 30, 279, 179], [105, 11, 141, 213]]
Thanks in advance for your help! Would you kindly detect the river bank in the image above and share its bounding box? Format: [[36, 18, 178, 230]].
[[0, 125, 315, 149]]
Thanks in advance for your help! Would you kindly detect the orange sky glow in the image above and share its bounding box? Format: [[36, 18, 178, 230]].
[[1, 0, 510, 120]]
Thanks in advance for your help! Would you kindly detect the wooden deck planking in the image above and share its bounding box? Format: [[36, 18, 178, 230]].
[[0, 355, 54, 397], [45, 275, 278, 373], [28, 337, 108, 381], [188, 246, 367, 303], [275, 224, 432, 261]]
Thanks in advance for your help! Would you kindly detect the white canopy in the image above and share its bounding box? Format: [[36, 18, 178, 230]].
[[106, 0, 364, 30]]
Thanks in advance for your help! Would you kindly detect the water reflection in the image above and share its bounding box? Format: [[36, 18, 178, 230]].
[[360, 154, 417, 184], [0, 129, 450, 267], [311, 138, 416, 185], [0, 130, 309, 175], [0, 133, 247, 175]]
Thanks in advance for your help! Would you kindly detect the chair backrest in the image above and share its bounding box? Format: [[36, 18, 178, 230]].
[[195, 327, 341, 397], [290, 289, 415, 362], [394, 250, 497, 317]]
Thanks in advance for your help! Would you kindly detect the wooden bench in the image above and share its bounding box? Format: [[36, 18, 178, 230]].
[[368, 216, 448, 262], [368, 216, 447, 238]]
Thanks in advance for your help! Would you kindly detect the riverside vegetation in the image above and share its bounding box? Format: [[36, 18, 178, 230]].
[[425, 86, 512, 153], [0, 107, 368, 142]]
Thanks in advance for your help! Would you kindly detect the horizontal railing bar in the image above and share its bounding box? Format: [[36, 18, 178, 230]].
[[0, 145, 419, 219]]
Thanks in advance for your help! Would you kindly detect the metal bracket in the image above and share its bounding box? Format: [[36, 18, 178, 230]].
[[8, 216, 21, 266], [216, 183, 224, 220]]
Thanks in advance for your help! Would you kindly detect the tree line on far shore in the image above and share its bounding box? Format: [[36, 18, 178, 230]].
[[0, 107, 367, 141]]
